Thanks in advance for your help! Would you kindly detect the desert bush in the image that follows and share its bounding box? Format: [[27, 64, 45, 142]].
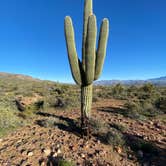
[[33, 100, 44, 110], [90, 118, 108, 134], [124, 97, 164, 120], [155, 97, 166, 113], [0, 108, 25, 137], [140, 83, 155, 94], [44, 92, 80, 110], [0, 96, 18, 112], [0, 109, 20, 129], [105, 129, 125, 147], [35, 117, 58, 128], [112, 83, 124, 93], [58, 160, 75, 166], [140, 100, 159, 117], [124, 101, 143, 119], [129, 138, 157, 154], [94, 86, 112, 99], [110, 123, 127, 133]]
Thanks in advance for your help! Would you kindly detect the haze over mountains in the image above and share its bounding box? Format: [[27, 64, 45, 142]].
[[0, 72, 166, 86], [95, 76, 166, 86]]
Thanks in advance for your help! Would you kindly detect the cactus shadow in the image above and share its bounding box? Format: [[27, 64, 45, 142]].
[[36, 112, 82, 137], [97, 106, 127, 117], [124, 133, 166, 166]]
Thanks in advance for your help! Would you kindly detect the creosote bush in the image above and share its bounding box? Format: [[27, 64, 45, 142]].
[[0, 108, 25, 137], [105, 129, 125, 147]]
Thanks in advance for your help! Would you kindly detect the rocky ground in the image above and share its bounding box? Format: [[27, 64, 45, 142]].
[[0, 99, 165, 166]]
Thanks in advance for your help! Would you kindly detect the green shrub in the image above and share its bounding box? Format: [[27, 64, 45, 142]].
[[90, 118, 107, 134], [58, 160, 75, 166], [124, 101, 142, 119], [110, 123, 127, 132], [140, 83, 155, 94], [105, 129, 125, 147], [155, 97, 166, 113], [35, 117, 58, 128], [140, 100, 158, 117], [111, 84, 127, 99], [0, 108, 25, 137]]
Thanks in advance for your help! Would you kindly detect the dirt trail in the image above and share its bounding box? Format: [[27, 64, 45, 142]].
[[0, 99, 165, 166]]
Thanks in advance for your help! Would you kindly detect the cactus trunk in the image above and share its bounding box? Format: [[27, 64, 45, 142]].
[[81, 84, 93, 118], [81, 84, 93, 136]]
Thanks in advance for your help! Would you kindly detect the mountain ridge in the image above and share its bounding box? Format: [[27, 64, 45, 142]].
[[95, 76, 166, 86], [0, 72, 166, 86]]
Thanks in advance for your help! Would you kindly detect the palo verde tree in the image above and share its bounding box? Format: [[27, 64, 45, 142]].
[[64, 0, 109, 137]]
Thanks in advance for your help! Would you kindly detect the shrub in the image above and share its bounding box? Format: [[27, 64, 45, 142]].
[[140, 100, 158, 117], [124, 101, 142, 119], [105, 129, 125, 147], [90, 118, 107, 134], [111, 84, 126, 99], [58, 160, 75, 166], [110, 123, 127, 132], [140, 83, 155, 94], [0, 108, 25, 137], [35, 117, 58, 128], [155, 97, 166, 113]]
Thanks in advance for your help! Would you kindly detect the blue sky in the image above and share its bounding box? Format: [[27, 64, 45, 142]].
[[0, 0, 165, 83]]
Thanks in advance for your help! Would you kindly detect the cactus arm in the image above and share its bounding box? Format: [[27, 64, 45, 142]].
[[82, 0, 93, 70], [64, 16, 82, 85], [94, 18, 109, 80], [85, 15, 97, 85]]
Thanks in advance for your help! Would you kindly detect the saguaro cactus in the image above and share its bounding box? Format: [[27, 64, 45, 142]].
[[64, 0, 109, 136]]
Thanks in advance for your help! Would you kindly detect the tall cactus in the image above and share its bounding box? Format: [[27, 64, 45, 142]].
[[64, 0, 109, 136]]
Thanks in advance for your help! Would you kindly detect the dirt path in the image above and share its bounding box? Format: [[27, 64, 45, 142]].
[[0, 99, 165, 166]]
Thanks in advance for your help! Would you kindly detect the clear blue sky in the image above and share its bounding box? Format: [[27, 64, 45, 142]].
[[0, 0, 165, 82]]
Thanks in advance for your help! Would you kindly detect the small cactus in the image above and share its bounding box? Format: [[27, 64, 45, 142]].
[[64, 0, 109, 137]]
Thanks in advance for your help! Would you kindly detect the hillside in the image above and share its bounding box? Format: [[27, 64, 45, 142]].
[[0, 72, 166, 165], [0, 72, 41, 82]]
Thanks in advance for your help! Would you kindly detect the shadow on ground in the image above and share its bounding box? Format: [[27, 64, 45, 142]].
[[97, 106, 127, 116], [35, 111, 166, 166], [124, 133, 166, 166], [36, 112, 82, 137]]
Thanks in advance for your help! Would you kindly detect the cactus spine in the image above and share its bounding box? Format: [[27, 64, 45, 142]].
[[65, 0, 109, 136]]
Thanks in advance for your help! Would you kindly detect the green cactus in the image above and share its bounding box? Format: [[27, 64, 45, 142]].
[[64, 0, 109, 136]]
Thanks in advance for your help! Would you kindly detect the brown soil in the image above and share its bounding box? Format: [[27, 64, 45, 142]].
[[0, 99, 165, 166]]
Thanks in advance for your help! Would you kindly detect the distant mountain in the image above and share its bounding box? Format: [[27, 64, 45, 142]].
[[95, 76, 166, 86], [0, 72, 165, 86], [148, 76, 166, 81], [0, 72, 41, 82]]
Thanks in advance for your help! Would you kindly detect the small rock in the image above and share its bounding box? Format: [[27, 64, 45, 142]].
[[149, 121, 153, 125], [0, 139, 3, 142], [81, 153, 85, 158], [57, 144, 60, 148], [20, 149, 27, 155], [53, 152, 58, 157], [27, 151, 33, 156], [116, 147, 122, 154], [43, 148, 51, 156], [40, 161, 46, 166], [57, 149, 61, 154], [97, 140, 101, 144], [128, 154, 134, 160]]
